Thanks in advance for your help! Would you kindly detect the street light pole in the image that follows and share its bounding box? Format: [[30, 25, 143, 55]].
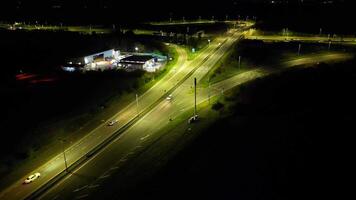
[[194, 78, 197, 116], [59, 139, 68, 172], [136, 94, 139, 116], [208, 78, 211, 105], [238, 56, 241, 70]]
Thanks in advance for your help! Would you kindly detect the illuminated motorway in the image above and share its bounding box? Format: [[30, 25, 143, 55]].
[[246, 35, 356, 44], [0, 20, 350, 199], [35, 29, 244, 200], [38, 51, 352, 200], [208, 52, 354, 96], [0, 25, 247, 200], [3, 22, 349, 200], [148, 20, 240, 26]]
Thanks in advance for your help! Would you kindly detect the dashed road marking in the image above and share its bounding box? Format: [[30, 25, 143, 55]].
[[110, 166, 120, 170], [88, 184, 100, 189], [75, 194, 89, 199], [140, 134, 150, 140], [99, 174, 110, 179], [73, 185, 88, 193]]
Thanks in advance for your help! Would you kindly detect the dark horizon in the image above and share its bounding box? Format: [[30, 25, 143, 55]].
[[0, 0, 352, 24]]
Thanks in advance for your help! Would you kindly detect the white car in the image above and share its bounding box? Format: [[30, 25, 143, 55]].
[[188, 115, 199, 124], [24, 173, 41, 184], [166, 94, 173, 101], [107, 120, 118, 126]]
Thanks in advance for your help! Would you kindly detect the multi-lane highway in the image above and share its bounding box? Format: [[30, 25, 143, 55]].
[[246, 35, 356, 45], [208, 52, 354, 96], [2, 20, 351, 199], [29, 29, 245, 200], [0, 24, 248, 200], [0, 45, 192, 200], [38, 50, 353, 200]]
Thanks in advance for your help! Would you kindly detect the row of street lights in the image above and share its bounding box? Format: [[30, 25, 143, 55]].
[[58, 92, 141, 173], [168, 15, 256, 23]]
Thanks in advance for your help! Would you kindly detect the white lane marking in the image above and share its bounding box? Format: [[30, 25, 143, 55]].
[[30, 37, 232, 200], [140, 134, 150, 140], [73, 185, 88, 193], [110, 166, 120, 170], [75, 194, 89, 199], [99, 174, 110, 179], [88, 184, 100, 189]]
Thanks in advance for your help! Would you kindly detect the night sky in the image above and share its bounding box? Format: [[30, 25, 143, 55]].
[[0, 0, 351, 24]]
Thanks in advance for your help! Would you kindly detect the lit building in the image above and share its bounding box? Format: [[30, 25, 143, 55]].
[[118, 55, 161, 72], [84, 49, 119, 64]]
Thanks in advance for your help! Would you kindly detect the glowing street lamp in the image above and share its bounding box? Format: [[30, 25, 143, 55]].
[[135, 47, 139, 52]]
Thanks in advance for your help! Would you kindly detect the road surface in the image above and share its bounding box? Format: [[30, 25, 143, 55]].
[[34, 29, 246, 200], [38, 50, 352, 200], [0, 25, 249, 200], [246, 35, 356, 45]]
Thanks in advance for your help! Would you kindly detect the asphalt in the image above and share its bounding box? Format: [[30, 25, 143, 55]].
[[35, 29, 245, 200], [0, 26, 247, 200], [246, 35, 356, 45], [3, 24, 351, 200], [38, 50, 352, 200]]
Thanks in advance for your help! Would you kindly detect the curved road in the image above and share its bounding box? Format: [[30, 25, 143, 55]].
[[35, 29, 246, 200], [0, 27, 247, 200]]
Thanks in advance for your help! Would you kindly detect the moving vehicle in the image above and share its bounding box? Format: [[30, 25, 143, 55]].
[[188, 115, 199, 124], [107, 119, 118, 126], [166, 94, 173, 101], [24, 173, 41, 184]]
